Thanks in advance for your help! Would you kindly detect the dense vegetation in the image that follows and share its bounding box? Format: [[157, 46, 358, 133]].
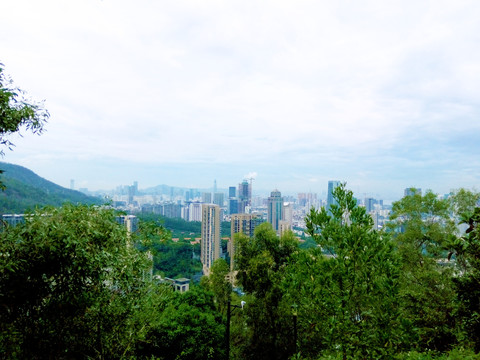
[[151, 241, 202, 279], [2, 185, 480, 359], [136, 213, 230, 280], [0, 205, 225, 359]]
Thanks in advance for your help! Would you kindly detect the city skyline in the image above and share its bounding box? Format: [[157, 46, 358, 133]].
[[1, 1, 480, 202]]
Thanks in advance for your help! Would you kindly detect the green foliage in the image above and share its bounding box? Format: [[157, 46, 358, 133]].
[[135, 286, 226, 360], [138, 213, 231, 239], [453, 207, 480, 351], [0, 204, 151, 358], [151, 240, 202, 279], [234, 223, 299, 360], [299, 183, 404, 359], [135, 214, 202, 279], [388, 189, 455, 261], [3, 185, 480, 359], [0, 63, 48, 189], [0, 63, 48, 153], [0, 204, 227, 360], [449, 189, 480, 220], [389, 189, 459, 352], [138, 213, 201, 236], [394, 347, 480, 360], [201, 258, 232, 315]]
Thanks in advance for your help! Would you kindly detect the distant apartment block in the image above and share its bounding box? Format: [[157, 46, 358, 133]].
[[115, 215, 138, 234], [229, 213, 262, 271], [188, 201, 203, 222], [1, 214, 25, 227]]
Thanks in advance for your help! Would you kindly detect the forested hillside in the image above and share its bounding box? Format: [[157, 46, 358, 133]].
[[0, 162, 101, 213]]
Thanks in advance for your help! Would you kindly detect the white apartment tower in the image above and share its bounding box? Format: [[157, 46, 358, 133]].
[[201, 204, 220, 276]]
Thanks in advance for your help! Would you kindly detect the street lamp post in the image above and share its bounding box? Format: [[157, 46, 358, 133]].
[[292, 303, 298, 354], [226, 299, 246, 360]]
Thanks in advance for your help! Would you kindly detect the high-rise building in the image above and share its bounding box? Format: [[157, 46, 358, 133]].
[[116, 215, 138, 234], [229, 186, 236, 198], [279, 220, 292, 237], [238, 180, 251, 206], [162, 203, 182, 218], [213, 192, 224, 207], [365, 197, 377, 213], [202, 192, 212, 204], [188, 201, 203, 222], [229, 213, 261, 271], [283, 202, 293, 228], [201, 204, 220, 275], [70, 179, 75, 190], [327, 180, 341, 214], [267, 189, 284, 233], [238, 199, 248, 214], [228, 198, 238, 215], [128, 185, 135, 205]]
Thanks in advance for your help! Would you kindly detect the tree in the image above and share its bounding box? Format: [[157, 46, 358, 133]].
[[451, 207, 480, 351], [388, 189, 458, 352], [234, 223, 299, 360], [0, 204, 153, 358], [135, 286, 226, 360], [388, 188, 456, 263], [0, 62, 48, 188], [299, 183, 403, 359], [201, 258, 232, 315], [449, 188, 480, 218]]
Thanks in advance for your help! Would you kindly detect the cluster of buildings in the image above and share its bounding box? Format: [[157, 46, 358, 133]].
[[69, 178, 401, 277], [196, 180, 392, 276], [198, 180, 293, 275], [7, 179, 413, 281]]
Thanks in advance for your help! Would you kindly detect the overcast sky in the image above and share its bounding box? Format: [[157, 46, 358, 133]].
[[1, 0, 480, 201]]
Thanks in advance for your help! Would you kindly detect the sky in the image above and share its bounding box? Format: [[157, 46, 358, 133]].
[[1, 0, 480, 201]]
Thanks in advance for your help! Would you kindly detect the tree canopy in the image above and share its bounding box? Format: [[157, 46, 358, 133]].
[[0, 63, 48, 155], [0, 63, 49, 189], [0, 204, 224, 359]]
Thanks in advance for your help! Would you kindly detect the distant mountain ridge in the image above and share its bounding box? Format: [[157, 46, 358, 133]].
[[0, 162, 102, 214]]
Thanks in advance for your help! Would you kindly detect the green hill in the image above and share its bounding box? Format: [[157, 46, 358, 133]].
[[0, 162, 102, 214]]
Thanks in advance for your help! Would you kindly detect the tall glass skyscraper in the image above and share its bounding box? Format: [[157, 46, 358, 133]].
[[267, 189, 284, 233], [327, 180, 341, 214]]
